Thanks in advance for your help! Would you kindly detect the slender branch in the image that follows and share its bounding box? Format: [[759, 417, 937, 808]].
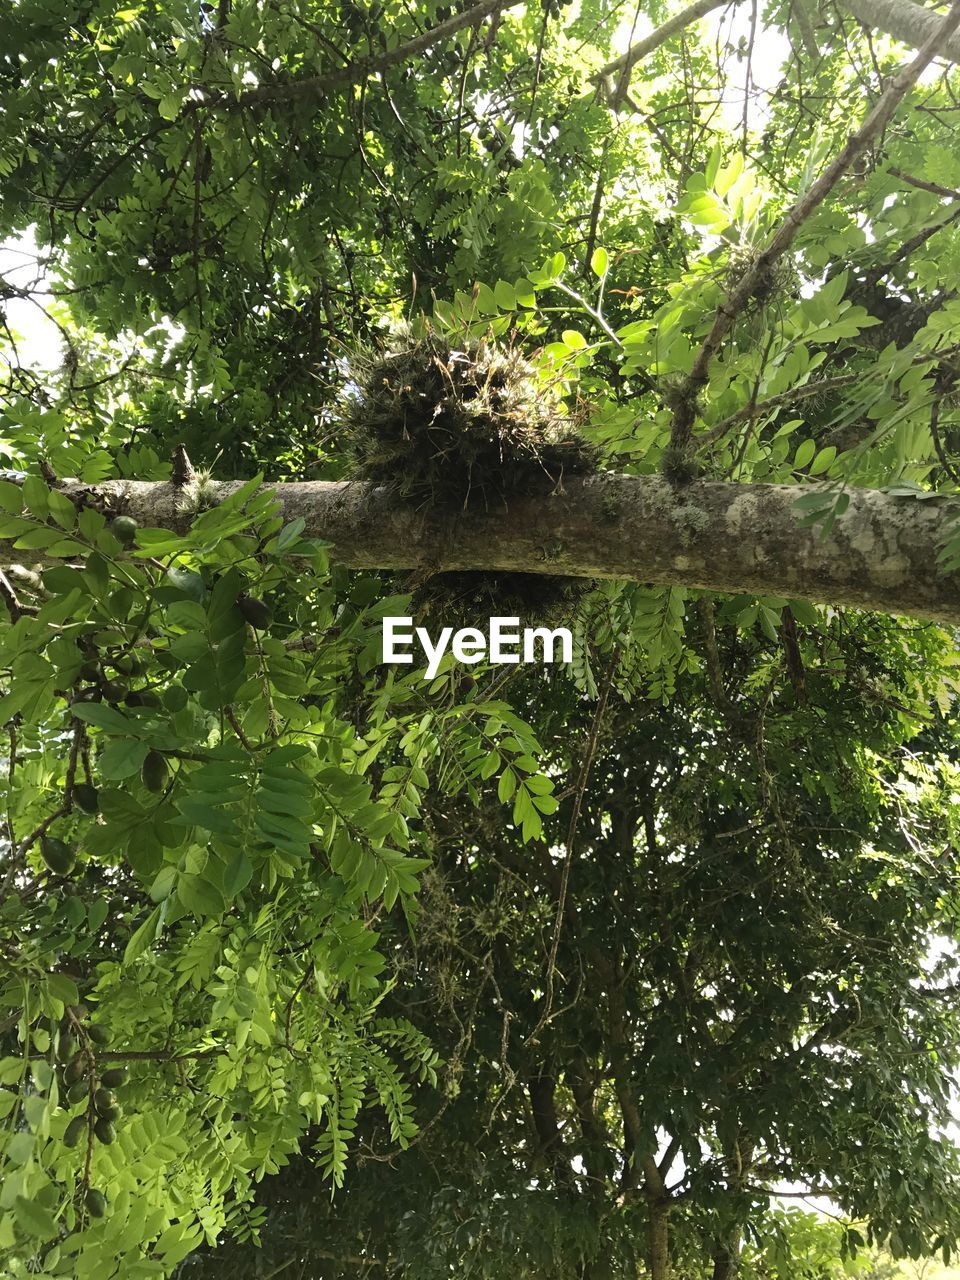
[[0, 569, 25, 621], [658, 1134, 682, 1179], [699, 341, 960, 450], [524, 647, 620, 1048], [227, 0, 523, 107], [929, 396, 960, 484], [888, 164, 960, 199], [27, 1048, 220, 1062], [592, 0, 730, 106]]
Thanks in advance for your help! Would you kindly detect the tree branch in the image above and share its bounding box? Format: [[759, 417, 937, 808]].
[[592, 0, 730, 107], [226, 0, 522, 107], [888, 164, 960, 199], [669, 0, 960, 450], [846, 0, 960, 63], [14, 472, 960, 624]]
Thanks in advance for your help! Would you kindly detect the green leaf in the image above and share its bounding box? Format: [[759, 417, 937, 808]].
[[561, 330, 587, 350], [809, 446, 837, 475], [149, 864, 178, 902], [0, 481, 23, 514], [47, 490, 76, 530], [15, 1195, 57, 1239], [276, 517, 306, 552], [21, 475, 49, 516], [514, 277, 536, 307], [45, 973, 79, 1006], [222, 851, 253, 898], [123, 905, 162, 965], [493, 279, 516, 310], [178, 873, 225, 918], [72, 703, 138, 734], [793, 439, 816, 469], [590, 247, 608, 278]]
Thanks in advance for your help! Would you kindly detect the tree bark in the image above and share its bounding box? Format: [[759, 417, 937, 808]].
[[648, 1199, 671, 1280], [711, 1243, 740, 1280], [527, 1074, 573, 1187], [33, 473, 960, 626], [845, 0, 960, 62]]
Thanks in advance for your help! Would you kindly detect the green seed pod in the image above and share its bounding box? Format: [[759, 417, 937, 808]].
[[94, 1087, 115, 1113], [237, 594, 274, 629], [110, 515, 138, 547], [93, 1117, 115, 1145], [57, 1034, 77, 1063], [64, 1053, 87, 1085], [99, 1067, 127, 1088], [125, 689, 160, 708], [141, 749, 169, 793], [63, 1115, 87, 1148], [99, 679, 126, 704], [67, 1080, 89, 1105], [85, 1188, 107, 1218], [73, 783, 100, 815], [162, 684, 188, 712], [87, 1024, 111, 1047], [40, 836, 75, 876], [79, 661, 101, 683], [97, 1102, 121, 1122], [112, 651, 148, 676]]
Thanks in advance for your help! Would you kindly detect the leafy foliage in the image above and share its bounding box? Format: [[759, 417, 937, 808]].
[[4, 0, 960, 1275]]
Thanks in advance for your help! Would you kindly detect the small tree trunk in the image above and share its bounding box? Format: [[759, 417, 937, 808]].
[[648, 1201, 671, 1280], [711, 1242, 740, 1280]]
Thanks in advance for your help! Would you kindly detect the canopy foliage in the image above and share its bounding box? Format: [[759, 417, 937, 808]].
[[4, 0, 960, 1276]]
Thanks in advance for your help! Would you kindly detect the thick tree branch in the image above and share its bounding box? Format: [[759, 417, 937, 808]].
[[846, 0, 960, 62], [25, 470, 960, 624], [669, 0, 960, 451]]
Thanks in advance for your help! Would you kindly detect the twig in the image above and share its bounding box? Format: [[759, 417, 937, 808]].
[[524, 647, 620, 1048], [0, 569, 25, 621], [283, 964, 314, 1055], [225, 705, 257, 752]]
